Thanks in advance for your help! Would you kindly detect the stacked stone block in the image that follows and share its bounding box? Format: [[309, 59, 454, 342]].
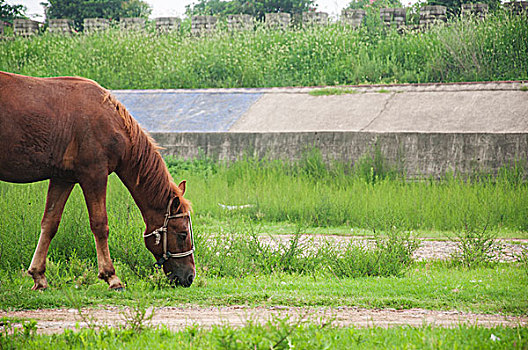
[[83, 18, 110, 32], [420, 5, 447, 27], [380, 8, 406, 28], [48, 19, 74, 34], [155, 17, 181, 32], [505, 1, 528, 14], [227, 14, 254, 30], [13, 19, 40, 36], [191, 15, 217, 34], [302, 11, 329, 26], [120, 17, 145, 30], [265, 13, 291, 29], [341, 9, 365, 28], [461, 3, 488, 18]]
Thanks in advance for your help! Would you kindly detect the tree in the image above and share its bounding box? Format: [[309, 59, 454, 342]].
[[1, 0, 27, 24], [42, 0, 151, 30], [347, 0, 402, 10], [121, 0, 151, 18], [186, 0, 316, 20]]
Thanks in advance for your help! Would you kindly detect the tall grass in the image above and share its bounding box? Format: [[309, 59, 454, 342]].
[[0, 11, 526, 88], [0, 151, 526, 273], [169, 152, 528, 232]]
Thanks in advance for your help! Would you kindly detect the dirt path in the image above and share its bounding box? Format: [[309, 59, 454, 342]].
[[2, 306, 527, 335]]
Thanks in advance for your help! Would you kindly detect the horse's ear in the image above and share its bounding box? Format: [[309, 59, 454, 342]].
[[178, 180, 186, 195]]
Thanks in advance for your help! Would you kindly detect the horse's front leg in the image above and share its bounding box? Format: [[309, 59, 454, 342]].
[[28, 179, 75, 290], [80, 178, 124, 290]]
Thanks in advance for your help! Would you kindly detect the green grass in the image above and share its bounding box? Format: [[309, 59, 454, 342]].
[[1, 155, 527, 325], [0, 11, 526, 88], [2, 321, 527, 349], [1, 262, 526, 315], [309, 87, 361, 96], [1, 153, 527, 272], [309, 87, 399, 95], [165, 152, 528, 234]]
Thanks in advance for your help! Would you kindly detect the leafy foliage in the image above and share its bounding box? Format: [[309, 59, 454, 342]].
[[42, 0, 152, 30], [186, 0, 317, 19], [347, 0, 403, 10], [0, 0, 26, 24]]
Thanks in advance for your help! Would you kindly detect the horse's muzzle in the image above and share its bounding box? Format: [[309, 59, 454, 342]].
[[168, 271, 195, 288]]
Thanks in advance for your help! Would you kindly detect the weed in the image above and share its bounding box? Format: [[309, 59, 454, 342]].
[[450, 221, 502, 268], [145, 268, 174, 290], [0, 317, 37, 348], [517, 246, 528, 276], [65, 290, 99, 330], [46, 251, 97, 288], [120, 296, 155, 333], [326, 227, 419, 278], [353, 144, 404, 184]]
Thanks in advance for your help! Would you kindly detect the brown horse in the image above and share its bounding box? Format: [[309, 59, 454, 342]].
[[0, 71, 195, 290]]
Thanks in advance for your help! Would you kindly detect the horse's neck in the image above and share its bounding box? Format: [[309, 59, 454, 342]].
[[116, 157, 170, 230]]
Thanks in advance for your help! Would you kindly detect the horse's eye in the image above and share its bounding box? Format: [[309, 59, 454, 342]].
[[178, 232, 188, 240]]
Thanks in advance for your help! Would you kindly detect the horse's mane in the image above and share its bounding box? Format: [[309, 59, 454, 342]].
[[104, 92, 191, 212]]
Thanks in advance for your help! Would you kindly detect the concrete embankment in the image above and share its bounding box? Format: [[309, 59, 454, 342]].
[[112, 81, 528, 177]]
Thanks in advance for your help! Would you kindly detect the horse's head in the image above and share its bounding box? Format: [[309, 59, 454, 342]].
[[144, 181, 195, 287]]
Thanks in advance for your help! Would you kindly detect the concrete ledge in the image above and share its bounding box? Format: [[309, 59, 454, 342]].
[[113, 81, 528, 134], [151, 132, 528, 177], [111, 81, 528, 177]]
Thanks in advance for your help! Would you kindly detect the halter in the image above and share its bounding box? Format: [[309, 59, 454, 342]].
[[143, 197, 195, 269]]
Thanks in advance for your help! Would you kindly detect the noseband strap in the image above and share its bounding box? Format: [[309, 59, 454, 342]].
[[143, 197, 195, 269]]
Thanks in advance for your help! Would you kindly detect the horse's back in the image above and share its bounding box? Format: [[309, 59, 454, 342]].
[[0, 72, 124, 184]]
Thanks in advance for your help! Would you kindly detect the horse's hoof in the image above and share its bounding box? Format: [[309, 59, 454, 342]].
[[31, 284, 48, 291], [107, 275, 124, 290]]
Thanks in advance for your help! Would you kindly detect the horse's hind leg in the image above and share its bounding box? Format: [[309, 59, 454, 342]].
[[80, 178, 123, 290], [28, 179, 74, 290]]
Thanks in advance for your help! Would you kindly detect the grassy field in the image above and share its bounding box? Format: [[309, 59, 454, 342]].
[[1, 155, 527, 347], [1, 10, 527, 346], [1, 262, 526, 314], [0, 11, 526, 88], [1, 154, 527, 273]]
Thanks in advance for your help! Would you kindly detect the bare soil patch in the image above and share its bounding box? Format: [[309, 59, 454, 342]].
[[2, 306, 527, 335]]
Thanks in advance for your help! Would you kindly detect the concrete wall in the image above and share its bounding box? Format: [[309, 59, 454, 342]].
[[48, 19, 74, 34], [110, 82, 527, 177], [151, 132, 528, 178], [13, 19, 40, 36]]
